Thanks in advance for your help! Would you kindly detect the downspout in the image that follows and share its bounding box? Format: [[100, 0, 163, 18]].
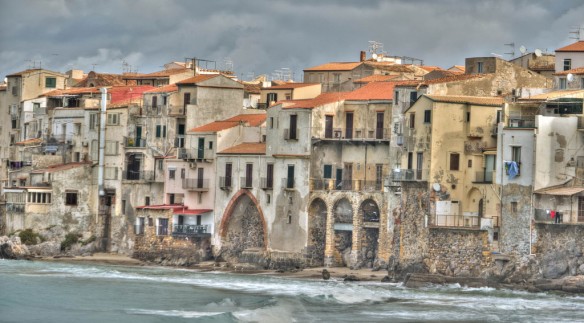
[[98, 88, 107, 198], [500, 131, 504, 252], [530, 129, 536, 255]]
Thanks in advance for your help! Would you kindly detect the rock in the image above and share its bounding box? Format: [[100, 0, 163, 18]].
[[343, 274, 360, 282], [562, 276, 584, 293], [543, 259, 568, 279], [0, 236, 30, 259], [322, 269, 331, 280], [578, 264, 584, 275], [28, 241, 60, 257], [381, 275, 391, 283]]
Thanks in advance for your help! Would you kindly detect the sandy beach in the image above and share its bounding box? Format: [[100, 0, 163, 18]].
[[38, 253, 391, 282]]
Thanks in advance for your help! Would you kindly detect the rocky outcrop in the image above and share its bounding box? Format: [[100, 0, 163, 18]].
[[0, 236, 30, 259]]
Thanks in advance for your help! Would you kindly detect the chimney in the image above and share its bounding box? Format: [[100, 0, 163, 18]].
[[360, 51, 366, 62]]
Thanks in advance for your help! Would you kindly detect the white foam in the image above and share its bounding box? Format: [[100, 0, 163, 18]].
[[126, 308, 224, 318]]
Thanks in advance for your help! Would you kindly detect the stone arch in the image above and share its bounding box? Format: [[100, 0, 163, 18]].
[[332, 197, 353, 266], [219, 189, 267, 262], [359, 198, 380, 268], [307, 198, 327, 266], [467, 188, 483, 215]]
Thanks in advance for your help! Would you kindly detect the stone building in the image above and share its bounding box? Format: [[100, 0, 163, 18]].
[[258, 83, 321, 109]]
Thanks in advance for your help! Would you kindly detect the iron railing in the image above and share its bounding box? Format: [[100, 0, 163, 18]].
[[124, 137, 147, 148], [260, 177, 273, 190], [122, 170, 161, 182], [241, 176, 253, 188], [182, 178, 210, 191], [391, 169, 429, 181], [172, 224, 208, 236], [219, 176, 232, 189], [434, 214, 480, 227]]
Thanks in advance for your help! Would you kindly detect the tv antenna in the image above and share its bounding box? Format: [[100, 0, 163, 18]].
[[569, 25, 583, 40], [91, 63, 98, 71], [504, 42, 515, 58]]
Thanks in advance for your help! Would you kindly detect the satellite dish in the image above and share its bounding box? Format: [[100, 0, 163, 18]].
[[567, 74, 574, 82], [534, 49, 542, 57], [519, 45, 527, 54], [371, 53, 378, 60], [432, 183, 441, 192]]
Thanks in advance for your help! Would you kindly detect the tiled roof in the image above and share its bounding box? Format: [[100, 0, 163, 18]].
[[525, 89, 584, 100], [556, 41, 584, 52], [344, 81, 395, 101], [422, 73, 486, 85], [354, 74, 398, 83], [144, 84, 178, 93], [189, 114, 267, 133], [304, 62, 363, 71], [426, 95, 504, 106], [282, 92, 348, 109], [554, 67, 584, 76], [176, 74, 219, 85], [243, 83, 261, 94], [394, 80, 425, 88], [7, 68, 66, 77], [263, 82, 319, 90], [420, 66, 443, 72], [218, 142, 266, 155], [31, 162, 91, 173], [123, 68, 193, 79], [363, 62, 415, 73], [42, 87, 101, 97], [74, 73, 127, 87], [448, 65, 466, 72], [14, 138, 43, 146]]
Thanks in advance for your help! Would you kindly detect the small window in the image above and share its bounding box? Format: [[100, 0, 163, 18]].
[[145, 196, 150, 206], [466, 111, 471, 123], [423, 110, 431, 123], [269, 117, 274, 129], [468, 160, 472, 168], [65, 192, 78, 206], [410, 91, 418, 103], [564, 59, 572, 71], [89, 114, 99, 130], [105, 141, 118, 155], [155, 125, 167, 138], [477, 62, 484, 73], [409, 113, 415, 128], [157, 159, 163, 170], [208, 141, 213, 150], [323, 165, 332, 178], [333, 73, 341, 84], [287, 211, 292, 224], [107, 113, 120, 125], [394, 91, 399, 104], [122, 200, 126, 214], [169, 169, 176, 179], [450, 153, 460, 171], [45, 77, 57, 88], [180, 168, 185, 179], [267, 93, 278, 103], [266, 193, 271, 204], [559, 78, 567, 89], [511, 201, 518, 213]]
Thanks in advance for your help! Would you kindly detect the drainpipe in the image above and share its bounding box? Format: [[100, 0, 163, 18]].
[[98, 88, 107, 198]]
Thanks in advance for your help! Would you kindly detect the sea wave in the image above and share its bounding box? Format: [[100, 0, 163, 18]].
[[125, 308, 224, 318]]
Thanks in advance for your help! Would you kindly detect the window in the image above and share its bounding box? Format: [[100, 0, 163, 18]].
[[333, 73, 341, 84], [511, 146, 521, 163], [45, 77, 57, 88], [269, 117, 274, 129], [323, 165, 332, 179], [266, 193, 271, 204], [289, 114, 298, 140], [423, 110, 431, 123], [89, 114, 98, 130], [266, 163, 274, 188], [466, 111, 471, 123], [198, 192, 203, 204], [468, 160, 472, 168], [410, 91, 418, 104], [285, 93, 291, 100], [559, 78, 567, 89], [181, 168, 185, 179], [564, 59, 572, 71], [107, 113, 120, 125], [183, 92, 191, 108], [122, 200, 127, 214], [105, 141, 118, 155], [477, 62, 484, 73], [287, 211, 292, 224], [409, 113, 415, 129], [267, 93, 278, 103], [155, 125, 167, 138], [450, 153, 460, 171], [511, 201, 518, 213], [394, 90, 399, 104], [104, 167, 118, 180], [169, 194, 175, 204], [169, 169, 176, 179], [286, 165, 295, 189], [65, 191, 78, 205], [225, 163, 232, 187], [27, 192, 51, 204], [74, 123, 81, 135], [157, 159, 163, 170], [145, 196, 150, 206], [208, 141, 213, 150], [151, 95, 157, 108]]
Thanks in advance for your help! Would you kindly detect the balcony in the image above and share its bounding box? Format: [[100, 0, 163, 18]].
[[122, 170, 160, 182], [434, 214, 480, 228], [219, 176, 232, 190], [167, 105, 186, 116], [9, 160, 32, 170], [124, 137, 147, 148], [282, 177, 295, 189], [241, 177, 253, 189], [353, 128, 391, 140], [311, 178, 383, 191], [507, 116, 536, 128], [172, 224, 209, 236], [391, 168, 429, 182], [284, 128, 299, 140], [143, 104, 163, 116], [174, 136, 185, 148], [473, 170, 494, 183], [177, 148, 213, 160], [260, 177, 273, 190], [182, 178, 209, 191]]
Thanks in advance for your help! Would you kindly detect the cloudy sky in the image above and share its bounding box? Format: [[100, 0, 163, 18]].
[[1, 0, 583, 81]]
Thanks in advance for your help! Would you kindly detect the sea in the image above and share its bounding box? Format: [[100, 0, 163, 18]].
[[1, 260, 583, 323]]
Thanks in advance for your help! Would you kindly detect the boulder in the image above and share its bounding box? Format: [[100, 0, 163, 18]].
[[28, 241, 60, 257], [0, 236, 30, 259]]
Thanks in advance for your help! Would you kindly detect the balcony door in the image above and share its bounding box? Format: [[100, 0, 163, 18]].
[[345, 112, 353, 139], [198, 138, 205, 159], [485, 155, 495, 182], [416, 153, 423, 180], [197, 167, 204, 188], [325, 115, 333, 138], [245, 163, 253, 187], [376, 112, 384, 139]]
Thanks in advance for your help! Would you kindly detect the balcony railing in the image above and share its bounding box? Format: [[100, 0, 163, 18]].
[[182, 178, 209, 191], [434, 214, 480, 227], [473, 170, 494, 183], [172, 224, 208, 236], [391, 169, 429, 182], [260, 177, 273, 190], [122, 170, 160, 182], [6, 203, 25, 213], [177, 148, 213, 160], [143, 104, 163, 116], [282, 177, 295, 189], [352, 128, 391, 140], [9, 160, 32, 170], [507, 117, 536, 128], [241, 176, 253, 188], [219, 176, 232, 189], [167, 105, 185, 116], [311, 178, 383, 191], [124, 137, 147, 148]]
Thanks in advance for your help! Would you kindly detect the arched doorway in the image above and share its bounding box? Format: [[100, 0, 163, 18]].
[[220, 193, 266, 262], [307, 198, 327, 266], [360, 199, 380, 268], [333, 198, 353, 266]]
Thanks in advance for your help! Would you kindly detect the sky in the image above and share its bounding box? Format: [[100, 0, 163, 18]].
[[1, 0, 583, 81]]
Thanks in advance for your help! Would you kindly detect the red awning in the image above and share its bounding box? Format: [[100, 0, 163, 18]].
[[174, 209, 212, 215]]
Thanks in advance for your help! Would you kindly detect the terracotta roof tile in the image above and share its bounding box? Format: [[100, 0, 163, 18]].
[[218, 142, 266, 155], [144, 84, 178, 93], [243, 83, 261, 94], [176, 74, 219, 85], [426, 95, 504, 106], [263, 82, 319, 90], [554, 67, 584, 76], [74, 73, 127, 87], [393, 80, 425, 87], [524, 89, 584, 100], [14, 138, 43, 146], [282, 92, 348, 109], [42, 87, 101, 97], [344, 82, 395, 101], [304, 62, 363, 71], [420, 66, 443, 72], [124, 68, 193, 79], [556, 41, 584, 52], [189, 114, 266, 133], [31, 162, 91, 174], [354, 74, 398, 83], [422, 73, 486, 85]]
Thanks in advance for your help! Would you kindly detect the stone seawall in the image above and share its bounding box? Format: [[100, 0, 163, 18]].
[[133, 235, 212, 266], [533, 223, 584, 279]]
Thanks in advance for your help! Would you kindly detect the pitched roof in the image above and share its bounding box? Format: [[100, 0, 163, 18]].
[[354, 74, 398, 83], [74, 72, 127, 87], [144, 84, 178, 93], [525, 89, 584, 100], [554, 67, 584, 76], [263, 82, 319, 90], [304, 62, 363, 71], [282, 92, 348, 109], [422, 73, 486, 85], [556, 41, 584, 52], [420, 66, 443, 72], [363, 62, 415, 73], [344, 81, 395, 101], [42, 87, 101, 97], [123, 68, 193, 79], [426, 95, 504, 106], [189, 114, 267, 133], [7, 68, 66, 77], [243, 83, 261, 94], [176, 74, 219, 85], [31, 162, 91, 174], [218, 142, 266, 155]]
